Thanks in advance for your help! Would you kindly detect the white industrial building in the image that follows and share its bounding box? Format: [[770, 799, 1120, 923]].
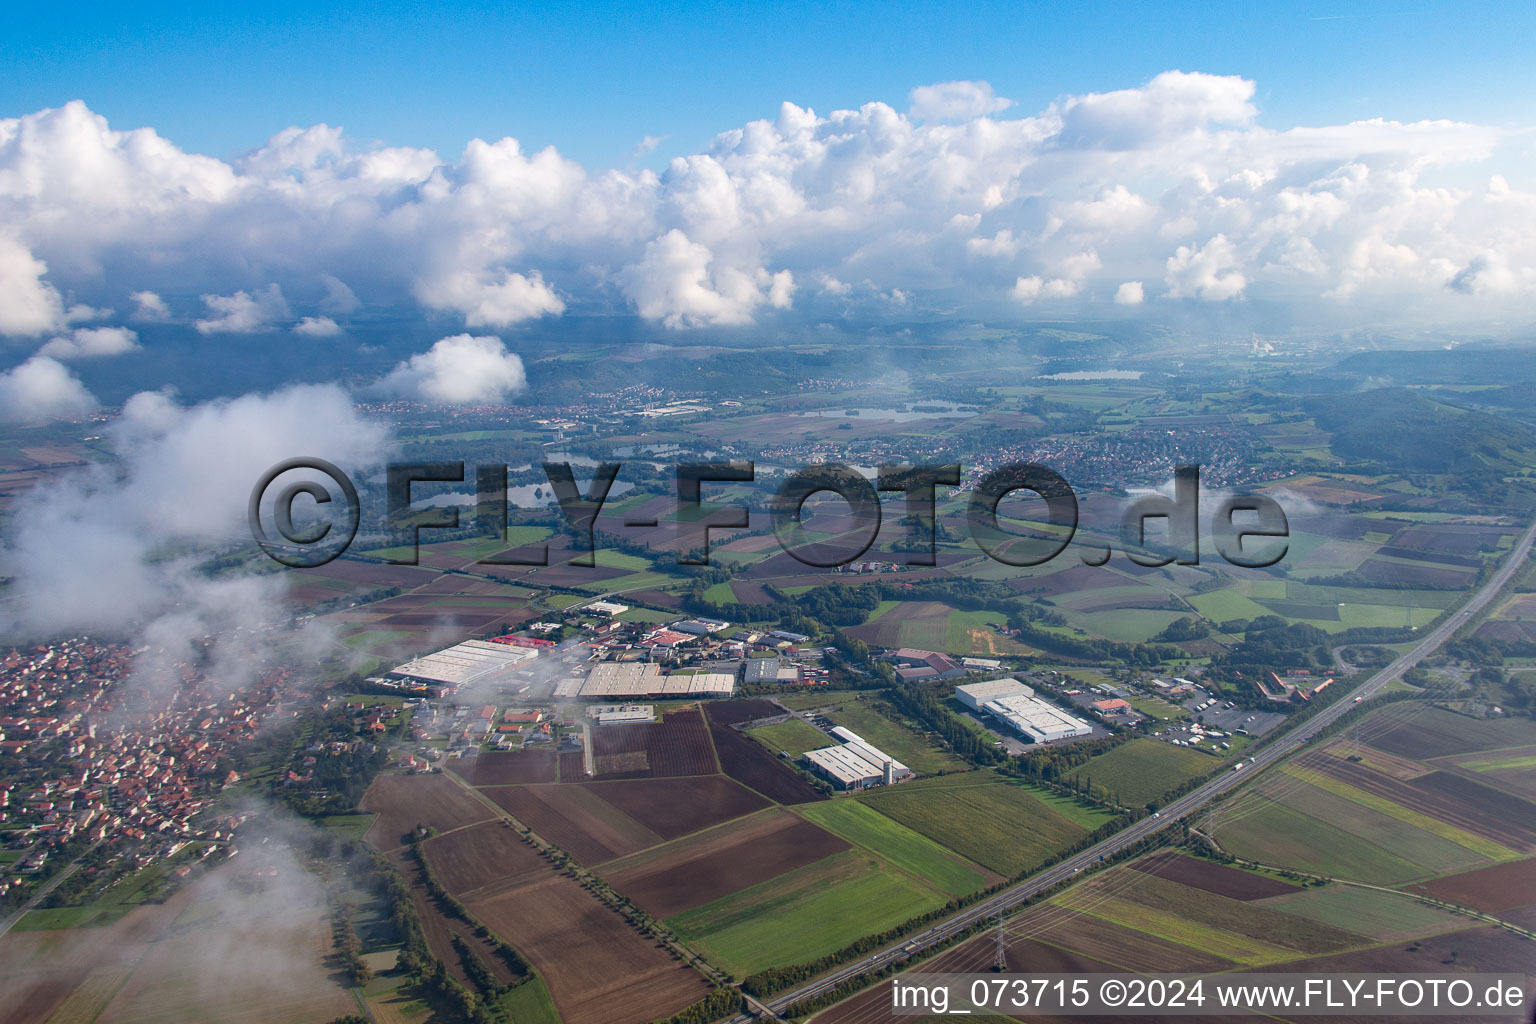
[[389, 640, 538, 688], [981, 694, 1092, 744], [555, 661, 736, 699], [587, 705, 655, 724], [954, 677, 1034, 712], [801, 727, 912, 790]]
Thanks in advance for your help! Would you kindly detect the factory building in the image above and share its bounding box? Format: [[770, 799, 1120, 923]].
[[954, 677, 1034, 712], [555, 661, 736, 699], [981, 694, 1092, 744], [389, 640, 538, 689], [801, 727, 912, 790]]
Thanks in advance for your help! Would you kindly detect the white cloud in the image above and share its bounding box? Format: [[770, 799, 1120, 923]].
[[293, 316, 343, 337], [415, 269, 564, 327], [376, 334, 526, 404], [1114, 280, 1145, 304], [1165, 234, 1247, 300], [129, 290, 171, 321], [0, 356, 97, 422], [38, 325, 140, 359], [318, 274, 359, 314], [909, 80, 1014, 122], [194, 284, 290, 334], [1011, 275, 1043, 304], [0, 234, 64, 336], [0, 81, 1532, 334]]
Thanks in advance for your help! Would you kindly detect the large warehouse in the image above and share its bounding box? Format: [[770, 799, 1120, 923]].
[[802, 727, 912, 790], [389, 640, 538, 689], [955, 677, 1034, 711], [554, 661, 736, 699], [981, 694, 1092, 744]]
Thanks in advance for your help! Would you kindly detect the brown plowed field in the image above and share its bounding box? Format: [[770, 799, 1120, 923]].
[[468, 875, 710, 1024], [586, 775, 769, 840], [709, 723, 825, 804], [420, 820, 550, 898], [1406, 857, 1536, 913], [591, 707, 718, 778], [1307, 758, 1536, 851], [361, 773, 495, 850], [703, 698, 784, 726], [558, 749, 587, 781], [1009, 902, 1237, 973], [599, 809, 848, 917], [457, 748, 559, 785], [1129, 851, 1299, 900], [482, 784, 660, 865], [387, 849, 516, 991]]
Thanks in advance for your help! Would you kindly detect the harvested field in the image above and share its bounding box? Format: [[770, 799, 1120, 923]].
[[420, 820, 550, 899], [730, 581, 774, 603], [468, 874, 710, 1024], [1009, 902, 1237, 973], [1360, 705, 1536, 759], [709, 723, 825, 803], [592, 707, 717, 778], [1267, 925, 1535, 996], [558, 749, 587, 781], [586, 775, 768, 840], [1306, 758, 1536, 852], [599, 808, 848, 918], [481, 784, 660, 865], [456, 748, 559, 785], [1353, 558, 1474, 588], [1407, 857, 1536, 913], [1393, 524, 1508, 555], [389, 848, 516, 992], [702, 698, 784, 726], [1130, 851, 1299, 900], [361, 773, 494, 850]]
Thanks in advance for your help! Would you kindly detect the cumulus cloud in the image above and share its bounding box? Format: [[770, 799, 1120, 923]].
[[293, 315, 343, 337], [0, 233, 65, 335], [376, 334, 526, 403], [38, 325, 140, 359], [0, 81, 1532, 334], [0, 355, 98, 422], [129, 290, 171, 321], [1114, 280, 1145, 304], [909, 80, 1013, 122], [195, 284, 290, 333]]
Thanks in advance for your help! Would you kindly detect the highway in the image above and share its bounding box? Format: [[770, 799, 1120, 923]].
[[736, 516, 1536, 1021]]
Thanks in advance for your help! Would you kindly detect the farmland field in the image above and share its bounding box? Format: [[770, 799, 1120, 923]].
[[1066, 738, 1216, 808], [666, 850, 948, 976], [598, 808, 848, 917], [1258, 885, 1468, 941], [584, 774, 769, 839], [420, 820, 550, 897], [1406, 857, 1536, 913], [457, 748, 559, 785], [748, 717, 832, 757], [360, 773, 495, 850], [1211, 793, 1427, 883], [797, 798, 997, 897], [590, 706, 718, 778], [860, 772, 1100, 876], [481, 783, 661, 865], [708, 721, 826, 803], [1130, 851, 1299, 900]]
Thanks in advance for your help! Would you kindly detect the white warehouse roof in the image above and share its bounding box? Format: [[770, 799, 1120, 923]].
[[982, 694, 1091, 743], [955, 677, 1033, 711]]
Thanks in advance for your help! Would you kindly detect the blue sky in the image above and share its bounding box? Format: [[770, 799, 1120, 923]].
[[5, 1, 1535, 165]]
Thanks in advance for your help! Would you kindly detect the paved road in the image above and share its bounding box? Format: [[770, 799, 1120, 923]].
[[734, 517, 1536, 1022], [0, 838, 105, 940]]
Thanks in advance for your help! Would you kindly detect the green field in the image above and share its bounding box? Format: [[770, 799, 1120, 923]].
[[702, 580, 736, 603], [824, 699, 967, 775], [1051, 885, 1292, 965], [797, 799, 994, 897], [667, 850, 947, 976], [496, 976, 561, 1024], [1211, 795, 1425, 884], [616, 605, 678, 623], [748, 718, 832, 757], [1066, 739, 1216, 808], [776, 690, 861, 711], [1260, 885, 1467, 941], [1128, 696, 1186, 720], [860, 774, 1095, 877], [1459, 753, 1536, 772]]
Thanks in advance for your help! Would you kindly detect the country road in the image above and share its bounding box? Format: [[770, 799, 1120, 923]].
[[733, 516, 1536, 1022]]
